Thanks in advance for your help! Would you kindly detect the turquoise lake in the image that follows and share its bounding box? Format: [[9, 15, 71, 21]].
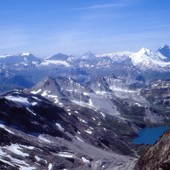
[[133, 126, 170, 145]]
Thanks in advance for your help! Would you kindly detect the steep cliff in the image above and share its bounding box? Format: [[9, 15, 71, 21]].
[[135, 129, 170, 170]]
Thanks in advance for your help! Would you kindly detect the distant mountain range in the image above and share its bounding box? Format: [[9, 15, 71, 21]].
[[0, 44, 170, 70], [0, 45, 169, 92]]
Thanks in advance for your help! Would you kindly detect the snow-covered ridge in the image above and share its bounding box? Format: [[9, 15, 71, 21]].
[[0, 45, 170, 70], [0, 54, 11, 58], [0, 53, 32, 58], [96, 51, 133, 58], [0, 45, 170, 61], [129, 48, 170, 68]]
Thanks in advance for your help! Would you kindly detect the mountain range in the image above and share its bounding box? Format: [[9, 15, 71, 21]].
[[0, 73, 169, 169], [0, 45, 170, 169], [0, 44, 169, 92]]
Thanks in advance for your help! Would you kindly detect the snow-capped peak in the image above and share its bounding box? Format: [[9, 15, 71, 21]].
[[128, 48, 152, 66], [137, 48, 151, 56], [129, 47, 170, 69], [81, 51, 96, 60]]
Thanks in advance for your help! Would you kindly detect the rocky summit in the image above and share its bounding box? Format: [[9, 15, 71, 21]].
[[135, 129, 170, 170]]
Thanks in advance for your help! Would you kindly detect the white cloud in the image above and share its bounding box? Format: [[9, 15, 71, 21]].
[[72, 0, 130, 11], [81, 3, 126, 10]]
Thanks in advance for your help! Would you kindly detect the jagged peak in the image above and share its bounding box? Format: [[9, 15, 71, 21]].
[[84, 51, 94, 55], [45, 53, 71, 60], [159, 44, 170, 50], [157, 44, 170, 60], [81, 51, 96, 59], [137, 48, 151, 55], [43, 76, 57, 84]]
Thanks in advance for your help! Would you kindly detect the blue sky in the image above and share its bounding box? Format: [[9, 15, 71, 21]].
[[0, 0, 170, 57]]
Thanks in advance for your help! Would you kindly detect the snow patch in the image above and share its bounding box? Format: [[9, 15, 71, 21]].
[[48, 163, 53, 170], [26, 108, 36, 116], [0, 148, 35, 169], [35, 156, 42, 162], [82, 157, 90, 163], [57, 152, 74, 158], [84, 129, 93, 134], [0, 158, 15, 167], [95, 91, 106, 95], [5, 96, 30, 105], [20, 145, 35, 150], [76, 136, 84, 143], [100, 112, 106, 118], [41, 90, 48, 96], [47, 94, 59, 103], [83, 92, 88, 96], [31, 89, 42, 94], [89, 99, 93, 106], [39, 135, 52, 143], [56, 123, 65, 131], [31, 102, 38, 106], [5, 144, 29, 157], [78, 117, 87, 123], [32, 96, 42, 101], [92, 117, 96, 121], [0, 124, 15, 134]]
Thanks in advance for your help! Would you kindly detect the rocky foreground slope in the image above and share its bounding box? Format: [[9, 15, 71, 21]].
[[0, 90, 138, 170], [135, 129, 170, 170]]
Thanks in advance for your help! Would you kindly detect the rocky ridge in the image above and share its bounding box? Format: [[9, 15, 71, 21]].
[[0, 89, 138, 170], [135, 129, 170, 170]]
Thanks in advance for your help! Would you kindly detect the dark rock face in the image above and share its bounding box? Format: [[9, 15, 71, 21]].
[[29, 76, 170, 126], [158, 45, 170, 61], [141, 80, 170, 118], [135, 129, 170, 170]]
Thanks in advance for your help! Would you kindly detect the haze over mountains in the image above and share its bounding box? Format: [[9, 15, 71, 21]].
[[0, 44, 170, 69], [0, 45, 170, 92], [0, 45, 170, 169]]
